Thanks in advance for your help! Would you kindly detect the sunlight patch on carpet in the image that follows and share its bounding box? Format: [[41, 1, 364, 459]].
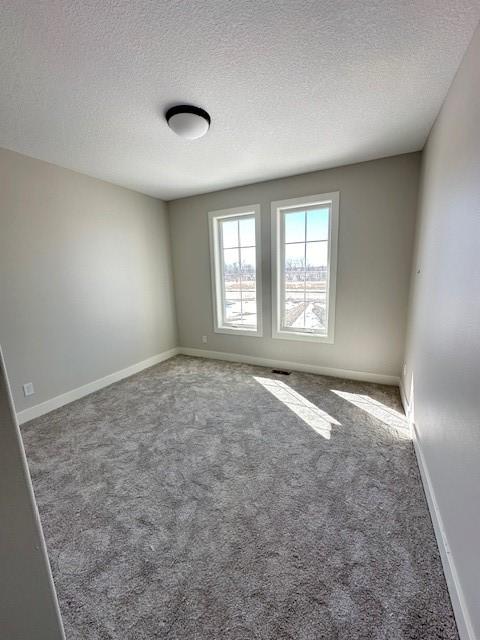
[[254, 376, 339, 439], [331, 390, 410, 439]]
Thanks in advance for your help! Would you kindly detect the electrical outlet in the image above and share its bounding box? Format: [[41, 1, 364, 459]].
[[402, 363, 407, 377], [23, 382, 35, 397], [202, 335, 208, 344]]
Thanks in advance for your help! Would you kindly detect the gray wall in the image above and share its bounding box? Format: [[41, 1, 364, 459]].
[[0, 148, 177, 412], [402, 23, 480, 639], [0, 346, 65, 639], [168, 153, 420, 378]]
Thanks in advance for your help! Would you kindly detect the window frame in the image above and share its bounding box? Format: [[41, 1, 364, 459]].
[[271, 192, 339, 344], [208, 204, 263, 337]]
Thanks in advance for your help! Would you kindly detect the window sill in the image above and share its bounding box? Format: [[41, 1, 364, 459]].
[[214, 326, 263, 338], [272, 329, 334, 344]]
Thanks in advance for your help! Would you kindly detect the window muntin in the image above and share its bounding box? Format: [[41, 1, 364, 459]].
[[209, 206, 262, 336], [272, 193, 339, 343]]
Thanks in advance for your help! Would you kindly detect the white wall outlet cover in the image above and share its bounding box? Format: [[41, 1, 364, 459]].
[[202, 336, 208, 344], [23, 382, 35, 397]]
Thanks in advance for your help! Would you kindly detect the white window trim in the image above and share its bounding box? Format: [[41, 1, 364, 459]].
[[271, 192, 339, 344], [208, 204, 263, 337]]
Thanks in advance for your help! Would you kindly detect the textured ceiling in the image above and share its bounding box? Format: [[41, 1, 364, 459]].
[[1, 1, 480, 200]]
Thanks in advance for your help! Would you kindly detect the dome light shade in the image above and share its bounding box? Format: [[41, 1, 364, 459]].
[[165, 105, 210, 140]]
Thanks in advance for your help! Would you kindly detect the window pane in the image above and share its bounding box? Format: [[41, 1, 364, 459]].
[[235, 314, 257, 326], [223, 248, 240, 295], [224, 297, 241, 323], [239, 290, 257, 326], [223, 248, 240, 272], [305, 290, 327, 333], [306, 241, 328, 268], [242, 289, 256, 302], [285, 243, 305, 275], [283, 290, 306, 328], [305, 242, 328, 333], [221, 219, 238, 248], [284, 210, 305, 243], [239, 217, 255, 247], [282, 241, 329, 333], [304, 302, 327, 332], [240, 247, 256, 275], [307, 208, 329, 241]]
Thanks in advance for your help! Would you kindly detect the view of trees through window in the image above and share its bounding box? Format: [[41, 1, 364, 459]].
[[282, 207, 329, 333], [221, 216, 257, 328]]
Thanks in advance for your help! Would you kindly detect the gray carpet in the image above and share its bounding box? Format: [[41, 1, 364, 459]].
[[22, 355, 458, 639]]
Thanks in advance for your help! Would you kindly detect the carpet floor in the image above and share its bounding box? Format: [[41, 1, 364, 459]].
[[22, 355, 458, 639]]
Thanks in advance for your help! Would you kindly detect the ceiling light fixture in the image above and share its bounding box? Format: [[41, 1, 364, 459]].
[[165, 105, 211, 140]]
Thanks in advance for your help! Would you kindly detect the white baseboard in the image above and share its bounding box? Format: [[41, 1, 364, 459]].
[[412, 423, 475, 640], [179, 347, 400, 385], [399, 379, 410, 420], [398, 379, 415, 441], [401, 380, 475, 639], [16, 348, 180, 424], [400, 394, 475, 640], [17, 346, 398, 424]]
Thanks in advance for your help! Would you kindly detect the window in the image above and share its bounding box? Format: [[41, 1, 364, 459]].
[[209, 205, 262, 336], [271, 192, 339, 343]]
